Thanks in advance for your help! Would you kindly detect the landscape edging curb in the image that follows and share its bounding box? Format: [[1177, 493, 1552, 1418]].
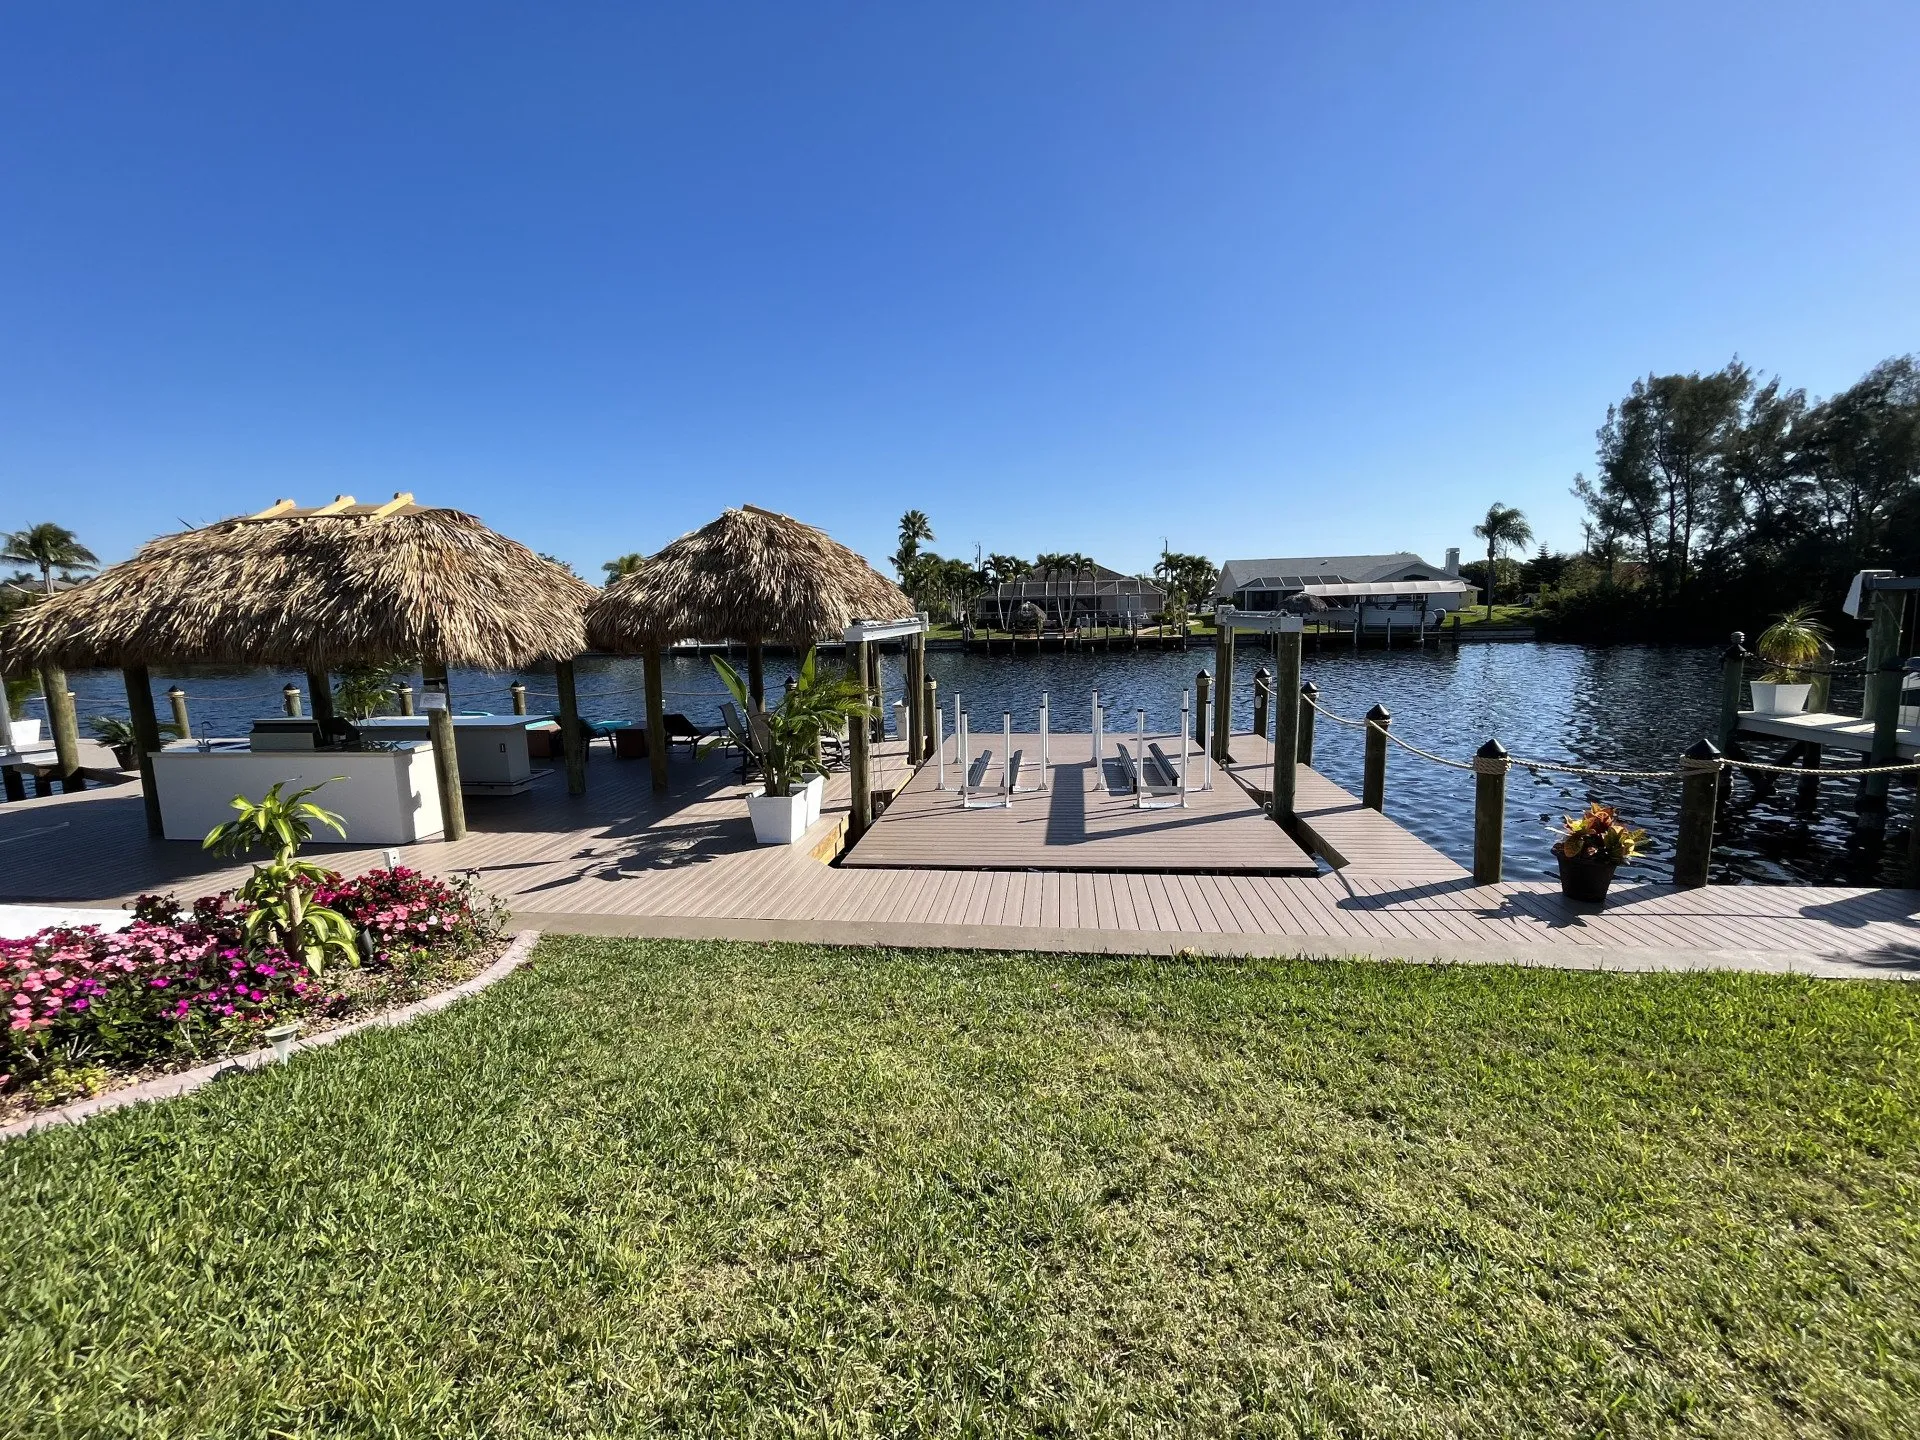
[[2, 928, 542, 1141]]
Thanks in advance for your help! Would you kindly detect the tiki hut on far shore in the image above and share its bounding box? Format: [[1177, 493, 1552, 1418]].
[[585, 505, 916, 790], [1, 494, 598, 838]]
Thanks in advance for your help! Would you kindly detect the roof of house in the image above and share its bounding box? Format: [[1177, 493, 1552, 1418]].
[[1216, 553, 1455, 594]]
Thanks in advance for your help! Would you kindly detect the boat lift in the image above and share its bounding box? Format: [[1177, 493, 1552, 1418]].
[[1103, 688, 1212, 808]]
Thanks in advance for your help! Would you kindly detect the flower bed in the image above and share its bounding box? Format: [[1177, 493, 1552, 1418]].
[[3, 868, 505, 1119]]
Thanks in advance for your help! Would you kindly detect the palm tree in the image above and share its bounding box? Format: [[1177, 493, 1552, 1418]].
[[602, 553, 645, 584], [1471, 503, 1533, 620], [893, 511, 934, 578], [2, 523, 99, 595]]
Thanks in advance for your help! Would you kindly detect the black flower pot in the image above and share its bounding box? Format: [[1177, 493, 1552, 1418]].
[[1557, 853, 1617, 904]]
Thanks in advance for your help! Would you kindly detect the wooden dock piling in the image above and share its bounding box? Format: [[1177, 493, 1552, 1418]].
[[282, 683, 301, 717], [1194, 670, 1210, 745], [1251, 666, 1270, 744], [1716, 633, 1746, 752], [1297, 681, 1318, 765], [1270, 628, 1301, 822], [167, 686, 191, 738], [510, 682, 528, 715], [849, 639, 873, 839], [1673, 739, 1722, 889], [1211, 623, 1233, 762], [1362, 704, 1391, 812], [1473, 739, 1508, 884]]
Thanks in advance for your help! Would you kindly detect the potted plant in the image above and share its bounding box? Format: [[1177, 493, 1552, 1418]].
[[1550, 803, 1648, 905], [86, 713, 183, 769], [710, 648, 870, 845], [1750, 606, 1829, 715]]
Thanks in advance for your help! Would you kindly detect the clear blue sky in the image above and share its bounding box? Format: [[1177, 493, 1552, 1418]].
[[3, 3, 1915, 580]]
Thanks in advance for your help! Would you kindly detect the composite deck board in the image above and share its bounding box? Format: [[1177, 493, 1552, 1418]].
[[843, 732, 1317, 875], [1, 738, 1915, 970]]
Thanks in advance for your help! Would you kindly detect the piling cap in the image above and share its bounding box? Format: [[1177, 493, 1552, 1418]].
[[1475, 738, 1508, 759], [1684, 737, 1723, 761], [1365, 702, 1392, 721], [1301, 680, 1320, 694]]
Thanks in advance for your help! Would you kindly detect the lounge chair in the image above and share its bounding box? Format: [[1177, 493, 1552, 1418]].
[[663, 712, 718, 758], [720, 702, 765, 778]]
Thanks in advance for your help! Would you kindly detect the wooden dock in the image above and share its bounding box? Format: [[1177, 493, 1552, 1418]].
[[1735, 709, 1919, 758], [842, 731, 1318, 875], [0, 739, 1914, 979]]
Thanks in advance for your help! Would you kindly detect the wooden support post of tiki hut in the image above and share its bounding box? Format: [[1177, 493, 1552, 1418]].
[[746, 640, 766, 712], [555, 658, 588, 797], [122, 664, 165, 836], [306, 668, 337, 737], [642, 642, 669, 793], [40, 664, 84, 791], [849, 639, 874, 839], [1211, 621, 1233, 762], [419, 659, 468, 842]]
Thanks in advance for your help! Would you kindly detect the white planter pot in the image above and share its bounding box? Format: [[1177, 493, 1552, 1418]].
[[1749, 681, 1811, 716], [801, 774, 825, 827], [3, 718, 41, 749], [746, 790, 810, 845]]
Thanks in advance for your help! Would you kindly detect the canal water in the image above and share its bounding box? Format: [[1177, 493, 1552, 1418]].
[[16, 642, 1906, 887]]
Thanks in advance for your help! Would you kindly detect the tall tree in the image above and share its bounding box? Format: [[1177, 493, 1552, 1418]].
[[1803, 356, 1920, 567], [1, 523, 98, 595], [1471, 504, 1533, 618], [893, 510, 934, 578], [601, 553, 645, 584]]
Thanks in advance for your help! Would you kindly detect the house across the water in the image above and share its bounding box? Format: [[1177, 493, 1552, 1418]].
[[1215, 549, 1477, 631], [971, 565, 1166, 631]]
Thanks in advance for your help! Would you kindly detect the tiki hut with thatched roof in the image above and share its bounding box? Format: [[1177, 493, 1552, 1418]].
[[1, 494, 597, 839], [585, 506, 918, 793]]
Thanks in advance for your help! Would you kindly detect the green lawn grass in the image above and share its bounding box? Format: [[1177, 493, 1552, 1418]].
[[4, 939, 1918, 1437]]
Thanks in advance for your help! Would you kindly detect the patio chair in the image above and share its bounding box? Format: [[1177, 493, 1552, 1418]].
[[720, 702, 764, 778], [663, 711, 719, 758]]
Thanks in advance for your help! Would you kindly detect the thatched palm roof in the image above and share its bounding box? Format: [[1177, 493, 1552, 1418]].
[[586, 505, 913, 650], [1, 495, 594, 670]]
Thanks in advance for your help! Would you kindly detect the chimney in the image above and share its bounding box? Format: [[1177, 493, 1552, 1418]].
[[1444, 547, 1460, 574]]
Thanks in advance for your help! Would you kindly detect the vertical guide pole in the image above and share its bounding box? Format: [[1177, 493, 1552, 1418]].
[[1673, 739, 1723, 889], [123, 664, 165, 836], [1298, 681, 1319, 766], [41, 665, 84, 791], [421, 659, 468, 842], [1472, 739, 1509, 885], [1211, 618, 1233, 761], [556, 657, 589, 797], [1180, 690, 1191, 808], [957, 704, 968, 803], [1716, 632, 1747, 751], [935, 705, 946, 790], [1039, 692, 1049, 788], [167, 686, 191, 738], [1270, 626, 1301, 823], [849, 639, 873, 837], [1135, 709, 1147, 809], [1362, 704, 1391, 812], [1200, 690, 1212, 791]]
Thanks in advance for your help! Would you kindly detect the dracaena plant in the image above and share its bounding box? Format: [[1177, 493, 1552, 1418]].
[[203, 779, 359, 974], [708, 648, 871, 797]]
